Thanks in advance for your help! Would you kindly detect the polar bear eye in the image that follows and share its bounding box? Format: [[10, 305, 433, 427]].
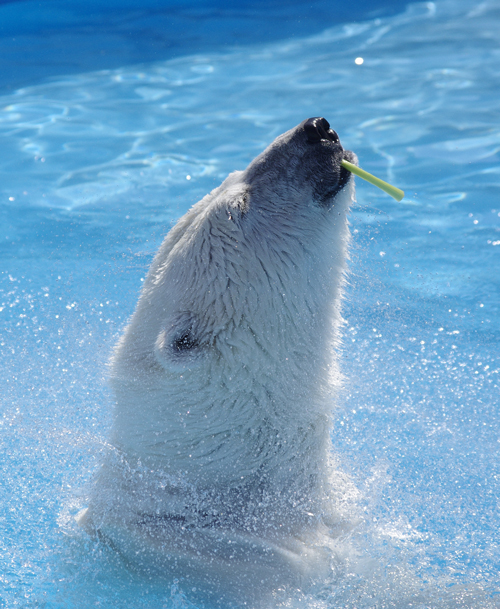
[[172, 329, 197, 352], [154, 322, 205, 372]]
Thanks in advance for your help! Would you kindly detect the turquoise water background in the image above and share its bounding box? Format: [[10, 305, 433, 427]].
[[1, 0, 499, 607]]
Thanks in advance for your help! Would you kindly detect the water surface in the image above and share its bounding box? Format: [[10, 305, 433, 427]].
[[1, 0, 499, 606]]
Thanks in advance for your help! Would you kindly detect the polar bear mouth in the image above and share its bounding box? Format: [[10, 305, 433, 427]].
[[303, 117, 355, 202], [339, 149, 357, 189]]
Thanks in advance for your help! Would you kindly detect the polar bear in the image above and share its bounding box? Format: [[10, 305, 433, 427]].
[[78, 117, 358, 602]]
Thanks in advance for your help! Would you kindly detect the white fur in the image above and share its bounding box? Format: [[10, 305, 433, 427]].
[[79, 119, 358, 602]]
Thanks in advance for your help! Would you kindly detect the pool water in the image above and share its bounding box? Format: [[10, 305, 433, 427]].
[[1, 0, 499, 607]]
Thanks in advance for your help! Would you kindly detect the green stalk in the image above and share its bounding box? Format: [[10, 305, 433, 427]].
[[341, 159, 404, 201]]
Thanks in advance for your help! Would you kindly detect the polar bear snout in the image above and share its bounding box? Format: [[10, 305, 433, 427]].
[[294, 117, 355, 206]]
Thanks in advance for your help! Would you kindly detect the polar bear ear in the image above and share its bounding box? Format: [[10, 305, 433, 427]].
[[154, 318, 206, 372], [235, 191, 250, 216]]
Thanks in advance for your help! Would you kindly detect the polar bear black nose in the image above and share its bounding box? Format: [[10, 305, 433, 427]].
[[304, 117, 340, 145]]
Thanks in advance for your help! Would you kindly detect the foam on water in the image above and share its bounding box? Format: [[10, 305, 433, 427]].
[[0, 0, 499, 607]]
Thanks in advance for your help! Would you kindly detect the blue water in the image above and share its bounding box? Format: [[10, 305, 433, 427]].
[[1, 0, 499, 607]]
